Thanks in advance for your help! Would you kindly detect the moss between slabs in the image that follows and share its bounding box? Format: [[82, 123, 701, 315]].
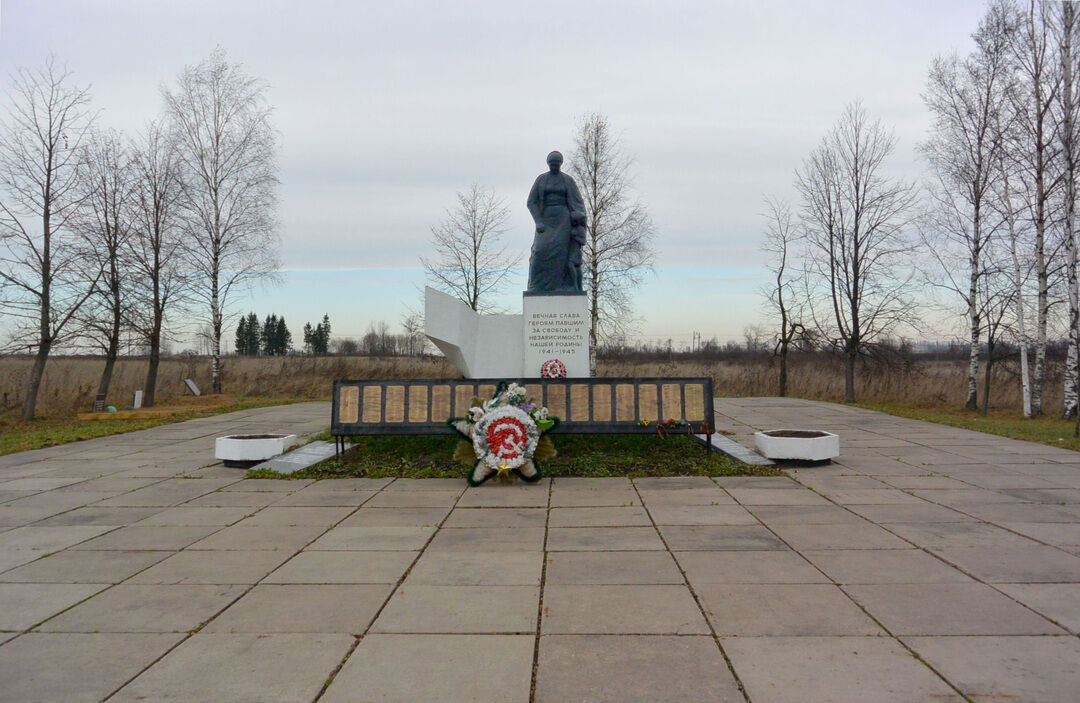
[[246, 433, 782, 480]]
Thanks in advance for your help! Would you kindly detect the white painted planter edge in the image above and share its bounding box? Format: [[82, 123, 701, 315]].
[[753, 430, 839, 461], [215, 434, 298, 463]]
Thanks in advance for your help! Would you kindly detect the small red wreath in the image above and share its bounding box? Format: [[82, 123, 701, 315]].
[[541, 358, 566, 378], [487, 416, 527, 461]]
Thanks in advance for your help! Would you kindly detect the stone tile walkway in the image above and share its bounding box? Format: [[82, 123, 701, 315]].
[[0, 398, 1079, 701]]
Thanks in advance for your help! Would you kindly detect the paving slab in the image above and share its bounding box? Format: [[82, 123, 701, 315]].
[[262, 550, 416, 584], [406, 550, 543, 585], [136, 506, 254, 526], [535, 635, 742, 702], [547, 526, 664, 551], [110, 632, 353, 703], [845, 583, 1065, 635], [0, 582, 107, 630], [804, 549, 975, 584], [637, 487, 736, 505], [844, 503, 975, 523], [340, 506, 450, 526], [442, 506, 548, 528], [372, 584, 539, 633], [993, 583, 1080, 633], [548, 505, 651, 527], [904, 635, 1080, 703], [32, 506, 163, 526], [70, 524, 219, 550], [425, 526, 546, 551], [659, 524, 788, 551], [545, 550, 685, 584], [456, 486, 549, 507], [128, 549, 292, 584], [726, 487, 833, 505], [364, 490, 461, 508], [550, 486, 640, 507], [0, 525, 115, 552], [271, 488, 376, 506], [204, 583, 393, 633], [541, 584, 709, 634], [0, 632, 184, 703], [307, 524, 435, 551], [647, 503, 758, 525], [236, 505, 353, 526], [931, 545, 1080, 582], [38, 584, 246, 632], [697, 583, 883, 636], [883, 521, 1040, 549], [187, 524, 324, 551], [768, 520, 911, 550], [723, 636, 963, 703], [321, 634, 534, 703], [676, 549, 830, 584], [0, 548, 171, 583]]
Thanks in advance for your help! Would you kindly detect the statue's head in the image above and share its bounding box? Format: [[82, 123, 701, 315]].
[[546, 151, 563, 173]]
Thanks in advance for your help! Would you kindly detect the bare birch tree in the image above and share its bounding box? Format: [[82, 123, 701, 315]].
[[1056, 0, 1080, 418], [76, 128, 136, 403], [0, 57, 97, 420], [796, 102, 919, 403], [163, 48, 280, 394], [1007, 0, 1063, 417], [760, 197, 805, 397], [421, 183, 516, 312], [127, 120, 186, 406], [920, 8, 1014, 410], [568, 112, 656, 375]]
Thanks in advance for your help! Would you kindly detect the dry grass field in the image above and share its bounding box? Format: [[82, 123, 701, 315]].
[[0, 353, 1057, 418]]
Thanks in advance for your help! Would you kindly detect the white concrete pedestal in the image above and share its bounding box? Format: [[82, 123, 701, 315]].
[[423, 286, 591, 378], [522, 293, 589, 377]]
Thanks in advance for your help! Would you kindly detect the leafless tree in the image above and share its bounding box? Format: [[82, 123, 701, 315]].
[[127, 120, 186, 406], [1055, 0, 1080, 418], [979, 247, 1020, 415], [760, 197, 806, 397], [400, 310, 428, 356], [163, 47, 280, 394], [920, 8, 1014, 410], [75, 128, 137, 403], [0, 57, 97, 420], [796, 102, 919, 403], [421, 183, 516, 312], [994, 139, 1035, 416], [1006, 0, 1063, 417], [567, 112, 656, 375]]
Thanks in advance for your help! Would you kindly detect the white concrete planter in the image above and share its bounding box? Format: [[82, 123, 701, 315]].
[[754, 429, 839, 462], [215, 434, 297, 468]]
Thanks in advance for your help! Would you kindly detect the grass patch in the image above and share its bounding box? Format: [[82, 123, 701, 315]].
[[247, 433, 782, 480], [0, 396, 313, 456], [860, 402, 1080, 453]]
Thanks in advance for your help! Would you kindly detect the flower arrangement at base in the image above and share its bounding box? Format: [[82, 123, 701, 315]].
[[448, 381, 560, 486]]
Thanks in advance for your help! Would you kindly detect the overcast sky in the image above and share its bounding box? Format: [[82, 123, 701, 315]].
[[1, 0, 987, 346]]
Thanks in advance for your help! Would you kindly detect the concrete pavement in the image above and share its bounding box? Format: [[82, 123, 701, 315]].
[[0, 398, 1078, 701]]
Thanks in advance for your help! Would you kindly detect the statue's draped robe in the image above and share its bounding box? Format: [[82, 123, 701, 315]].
[[527, 171, 586, 293]]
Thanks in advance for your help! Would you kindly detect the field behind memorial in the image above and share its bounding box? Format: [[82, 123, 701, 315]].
[[0, 354, 1054, 419]]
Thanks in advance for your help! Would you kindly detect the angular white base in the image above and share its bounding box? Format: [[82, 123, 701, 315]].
[[754, 430, 839, 461], [215, 434, 297, 466], [424, 286, 591, 378]]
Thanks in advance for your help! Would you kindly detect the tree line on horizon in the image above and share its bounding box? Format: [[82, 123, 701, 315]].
[[234, 312, 330, 357]]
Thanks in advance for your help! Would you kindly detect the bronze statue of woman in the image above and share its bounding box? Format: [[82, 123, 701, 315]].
[[526, 151, 587, 294]]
